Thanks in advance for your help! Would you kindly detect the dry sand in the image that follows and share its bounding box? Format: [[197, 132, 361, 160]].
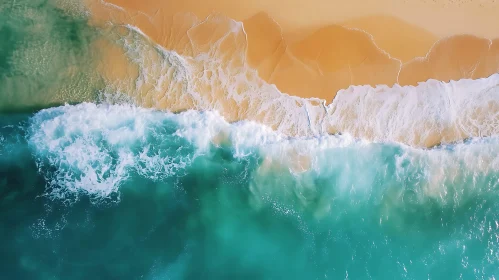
[[86, 0, 499, 101]]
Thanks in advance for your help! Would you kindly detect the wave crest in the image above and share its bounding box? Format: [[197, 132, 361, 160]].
[[27, 103, 499, 213]]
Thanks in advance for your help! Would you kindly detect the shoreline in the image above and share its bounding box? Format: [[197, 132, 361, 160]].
[[84, 0, 499, 101], [60, 0, 499, 148]]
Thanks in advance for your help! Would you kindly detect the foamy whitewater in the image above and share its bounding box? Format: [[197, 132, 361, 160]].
[[2, 0, 499, 279]]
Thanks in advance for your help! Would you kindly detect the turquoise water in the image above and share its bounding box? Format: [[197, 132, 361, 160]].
[[0, 103, 498, 279]]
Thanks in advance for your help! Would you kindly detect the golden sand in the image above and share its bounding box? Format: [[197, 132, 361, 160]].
[[86, 0, 499, 102]]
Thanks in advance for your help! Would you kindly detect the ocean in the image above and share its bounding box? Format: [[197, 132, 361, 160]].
[[1, 0, 499, 279]]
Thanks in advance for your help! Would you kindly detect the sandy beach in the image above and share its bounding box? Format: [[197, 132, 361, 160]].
[[86, 0, 499, 101]]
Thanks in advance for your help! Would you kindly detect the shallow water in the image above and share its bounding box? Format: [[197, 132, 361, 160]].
[[0, 0, 100, 112], [0, 104, 499, 279]]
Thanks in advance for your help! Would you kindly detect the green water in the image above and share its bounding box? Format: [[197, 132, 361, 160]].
[[0, 103, 498, 279], [2, 0, 499, 279], [0, 0, 100, 112]]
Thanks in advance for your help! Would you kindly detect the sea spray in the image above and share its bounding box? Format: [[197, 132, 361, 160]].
[[0, 103, 495, 278]]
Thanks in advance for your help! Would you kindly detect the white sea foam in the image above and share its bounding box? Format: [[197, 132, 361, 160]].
[[26, 102, 358, 202], [27, 103, 499, 209], [328, 75, 499, 146], [28, 103, 192, 202]]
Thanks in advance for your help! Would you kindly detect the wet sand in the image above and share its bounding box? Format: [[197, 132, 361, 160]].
[[85, 0, 499, 102], [71, 0, 499, 147]]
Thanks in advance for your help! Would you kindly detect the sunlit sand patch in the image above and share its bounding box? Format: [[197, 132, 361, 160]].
[[242, 12, 286, 82], [339, 15, 438, 63], [399, 35, 494, 85], [274, 25, 401, 101]]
